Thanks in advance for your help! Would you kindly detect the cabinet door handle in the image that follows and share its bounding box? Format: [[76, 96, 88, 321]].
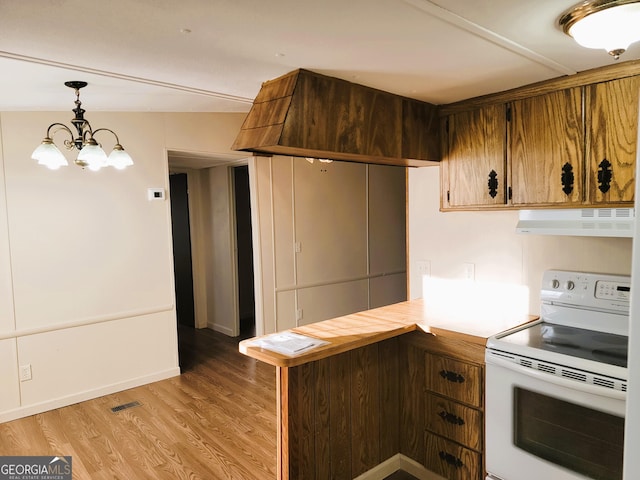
[[438, 410, 465, 426], [487, 169, 498, 198], [439, 369, 465, 383], [438, 450, 464, 469], [561, 162, 574, 195], [597, 158, 613, 194]]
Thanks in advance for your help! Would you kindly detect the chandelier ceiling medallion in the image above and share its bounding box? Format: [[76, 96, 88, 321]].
[[560, 0, 640, 59], [31, 81, 134, 171]]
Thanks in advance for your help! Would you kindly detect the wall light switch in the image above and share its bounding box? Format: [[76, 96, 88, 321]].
[[148, 188, 165, 201]]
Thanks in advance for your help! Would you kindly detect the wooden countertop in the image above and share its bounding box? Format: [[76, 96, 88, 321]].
[[239, 299, 537, 367]]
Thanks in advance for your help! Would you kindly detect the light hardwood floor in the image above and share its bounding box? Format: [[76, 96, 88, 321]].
[[0, 326, 277, 479]]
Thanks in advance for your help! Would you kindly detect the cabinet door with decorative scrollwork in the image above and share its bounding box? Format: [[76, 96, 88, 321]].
[[441, 104, 507, 209], [586, 76, 639, 205], [509, 87, 584, 206]]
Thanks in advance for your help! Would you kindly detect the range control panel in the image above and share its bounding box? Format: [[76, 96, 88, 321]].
[[596, 280, 631, 301], [541, 270, 631, 312]]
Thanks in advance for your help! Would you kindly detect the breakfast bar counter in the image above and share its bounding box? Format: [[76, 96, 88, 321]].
[[239, 299, 536, 480], [239, 298, 534, 367]]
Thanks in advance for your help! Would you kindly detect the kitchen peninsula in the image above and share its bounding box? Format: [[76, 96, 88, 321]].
[[240, 299, 535, 480]]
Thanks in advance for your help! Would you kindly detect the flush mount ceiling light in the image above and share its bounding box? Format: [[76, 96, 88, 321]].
[[560, 0, 640, 59], [31, 81, 133, 171]]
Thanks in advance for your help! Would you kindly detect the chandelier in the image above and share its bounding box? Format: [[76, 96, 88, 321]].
[[560, 0, 640, 60], [31, 81, 134, 171]]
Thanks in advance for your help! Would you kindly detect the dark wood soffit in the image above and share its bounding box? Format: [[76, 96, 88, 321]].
[[232, 68, 441, 166]]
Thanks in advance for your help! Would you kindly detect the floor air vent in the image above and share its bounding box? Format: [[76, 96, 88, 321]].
[[111, 401, 142, 413]]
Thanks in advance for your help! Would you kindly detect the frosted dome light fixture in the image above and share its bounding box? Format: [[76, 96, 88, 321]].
[[560, 0, 640, 59]]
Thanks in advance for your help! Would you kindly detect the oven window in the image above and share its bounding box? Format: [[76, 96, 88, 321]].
[[514, 387, 624, 480]]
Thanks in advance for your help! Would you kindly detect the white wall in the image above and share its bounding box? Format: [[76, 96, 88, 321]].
[[0, 111, 246, 422], [253, 156, 407, 333], [408, 166, 633, 314]]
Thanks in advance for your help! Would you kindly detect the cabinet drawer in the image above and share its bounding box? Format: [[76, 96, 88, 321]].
[[425, 432, 482, 480], [426, 393, 482, 451], [426, 353, 482, 407]]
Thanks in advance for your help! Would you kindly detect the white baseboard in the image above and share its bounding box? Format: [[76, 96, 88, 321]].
[[354, 455, 401, 480], [0, 367, 180, 424], [399, 455, 447, 480], [207, 322, 235, 336], [354, 454, 446, 480]]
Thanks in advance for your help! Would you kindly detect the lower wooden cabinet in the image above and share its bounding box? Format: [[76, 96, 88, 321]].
[[399, 331, 486, 480], [425, 393, 483, 452], [425, 433, 482, 480]]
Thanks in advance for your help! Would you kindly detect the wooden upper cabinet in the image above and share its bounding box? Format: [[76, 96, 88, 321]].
[[442, 104, 507, 207], [509, 88, 584, 206], [586, 76, 640, 205]]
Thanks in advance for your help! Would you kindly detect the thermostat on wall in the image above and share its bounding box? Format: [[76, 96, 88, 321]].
[[147, 188, 165, 201]]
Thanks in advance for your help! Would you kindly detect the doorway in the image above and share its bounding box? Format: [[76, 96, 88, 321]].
[[234, 165, 256, 337], [169, 173, 195, 328]]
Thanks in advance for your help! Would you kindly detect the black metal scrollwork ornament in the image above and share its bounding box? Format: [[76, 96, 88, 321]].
[[438, 410, 465, 426], [561, 162, 574, 195], [487, 170, 498, 198], [439, 451, 464, 468], [598, 159, 613, 194], [439, 369, 465, 383]]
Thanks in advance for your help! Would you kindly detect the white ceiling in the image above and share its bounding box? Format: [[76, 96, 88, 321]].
[[1, 1, 639, 113]]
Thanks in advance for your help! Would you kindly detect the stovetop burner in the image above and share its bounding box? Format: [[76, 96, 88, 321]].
[[497, 322, 628, 368]]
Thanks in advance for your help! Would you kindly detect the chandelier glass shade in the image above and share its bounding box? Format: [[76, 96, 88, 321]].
[[31, 81, 134, 171], [560, 0, 640, 59]]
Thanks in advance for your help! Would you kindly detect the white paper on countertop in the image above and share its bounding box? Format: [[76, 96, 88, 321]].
[[248, 332, 329, 356]]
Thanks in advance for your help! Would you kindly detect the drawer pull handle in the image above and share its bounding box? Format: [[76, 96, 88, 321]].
[[438, 410, 465, 426], [438, 450, 464, 469], [439, 369, 465, 383]]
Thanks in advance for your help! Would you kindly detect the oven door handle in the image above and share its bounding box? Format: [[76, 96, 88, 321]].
[[487, 354, 626, 401]]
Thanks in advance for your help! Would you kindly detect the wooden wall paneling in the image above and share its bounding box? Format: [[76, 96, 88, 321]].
[[277, 367, 290, 480], [351, 343, 381, 477], [399, 338, 426, 464], [286, 362, 316, 479], [314, 358, 331, 480], [379, 338, 400, 460], [329, 352, 353, 480]]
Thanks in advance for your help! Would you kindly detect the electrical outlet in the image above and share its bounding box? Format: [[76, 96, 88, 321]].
[[296, 309, 303, 321], [19, 364, 32, 382], [464, 262, 475, 280], [417, 260, 431, 277], [294, 242, 302, 253]]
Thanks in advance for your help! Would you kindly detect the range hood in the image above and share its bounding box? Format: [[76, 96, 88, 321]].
[[232, 69, 440, 167], [516, 208, 635, 237]]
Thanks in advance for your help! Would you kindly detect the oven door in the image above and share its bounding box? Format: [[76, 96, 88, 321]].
[[485, 351, 625, 480]]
